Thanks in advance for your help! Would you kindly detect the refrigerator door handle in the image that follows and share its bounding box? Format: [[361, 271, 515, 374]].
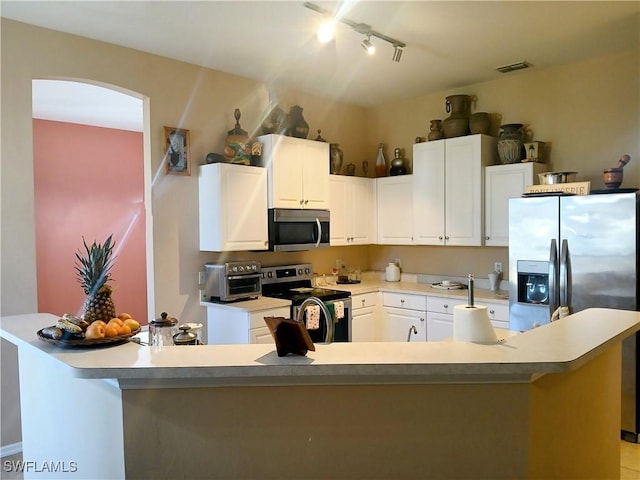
[[560, 239, 572, 309], [549, 239, 559, 317]]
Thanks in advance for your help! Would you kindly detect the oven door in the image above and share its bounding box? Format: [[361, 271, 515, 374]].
[[293, 297, 352, 343], [224, 273, 262, 301], [268, 209, 330, 252]]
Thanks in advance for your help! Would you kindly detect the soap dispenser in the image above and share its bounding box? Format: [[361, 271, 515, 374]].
[[385, 262, 400, 282]]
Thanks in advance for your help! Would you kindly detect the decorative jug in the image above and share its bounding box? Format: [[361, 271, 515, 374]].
[[497, 123, 525, 164], [469, 112, 490, 135], [442, 95, 471, 138], [330, 143, 344, 174], [428, 119, 444, 141], [285, 105, 309, 139]]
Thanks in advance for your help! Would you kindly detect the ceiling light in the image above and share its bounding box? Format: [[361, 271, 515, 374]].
[[317, 20, 335, 44], [392, 45, 403, 63], [304, 1, 405, 63], [361, 37, 375, 55]]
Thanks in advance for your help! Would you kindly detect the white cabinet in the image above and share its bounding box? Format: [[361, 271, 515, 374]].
[[206, 304, 290, 345], [425, 296, 466, 342], [329, 175, 376, 246], [351, 292, 380, 342], [260, 134, 329, 209], [380, 292, 426, 341], [198, 163, 268, 251], [413, 135, 497, 246], [484, 163, 545, 246], [376, 176, 413, 245], [425, 295, 509, 341]]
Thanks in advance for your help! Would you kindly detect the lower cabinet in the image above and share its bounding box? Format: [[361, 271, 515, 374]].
[[426, 295, 509, 341], [351, 292, 380, 342], [206, 305, 290, 345], [380, 292, 426, 342]]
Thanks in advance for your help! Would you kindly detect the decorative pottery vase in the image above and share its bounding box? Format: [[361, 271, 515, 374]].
[[285, 105, 309, 139], [375, 143, 387, 177], [428, 119, 445, 141], [497, 123, 525, 164], [442, 95, 471, 138], [329, 143, 344, 174], [224, 108, 250, 161], [345, 163, 356, 176], [469, 112, 490, 135], [261, 105, 287, 135], [390, 148, 407, 176]]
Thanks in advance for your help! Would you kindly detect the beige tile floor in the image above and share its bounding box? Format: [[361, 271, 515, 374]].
[[1, 441, 639, 479]]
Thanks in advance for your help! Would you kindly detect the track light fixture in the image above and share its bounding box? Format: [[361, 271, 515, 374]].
[[303, 1, 405, 62], [361, 36, 375, 55]]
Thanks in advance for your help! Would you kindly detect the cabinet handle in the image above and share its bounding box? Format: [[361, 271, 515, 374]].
[[420, 317, 425, 322], [438, 236, 443, 240], [304, 200, 309, 205], [444, 304, 449, 309], [486, 236, 490, 240], [361, 299, 366, 307], [445, 236, 450, 240], [400, 299, 405, 304], [299, 199, 304, 205], [489, 309, 495, 314]]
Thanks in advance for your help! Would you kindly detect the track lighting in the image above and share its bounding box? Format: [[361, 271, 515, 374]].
[[304, 1, 406, 62], [392, 45, 403, 62], [361, 36, 375, 55]]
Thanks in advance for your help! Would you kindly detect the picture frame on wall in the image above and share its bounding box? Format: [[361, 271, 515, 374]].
[[163, 126, 191, 175]]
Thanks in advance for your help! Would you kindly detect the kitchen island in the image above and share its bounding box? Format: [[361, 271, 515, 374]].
[[1, 308, 638, 479]]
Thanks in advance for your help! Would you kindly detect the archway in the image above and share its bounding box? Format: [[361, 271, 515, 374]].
[[32, 79, 152, 323]]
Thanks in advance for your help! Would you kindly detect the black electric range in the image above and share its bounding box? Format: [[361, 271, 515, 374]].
[[260, 264, 350, 305]]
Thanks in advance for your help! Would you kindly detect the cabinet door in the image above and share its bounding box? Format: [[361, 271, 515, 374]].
[[199, 163, 268, 252], [426, 312, 453, 342], [376, 176, 413, 244], [265, 135, 305, 208], [485, 163, 539, 246], [381, 307, 426, 342], [413, 141, 445, 245], [329, 175, 349, 245], [352, 306, 378, 342], [301, 140, 329, 209], [249, 326, 275, 344], [350, 177, 376, 244], [444, 135, 483, 246]]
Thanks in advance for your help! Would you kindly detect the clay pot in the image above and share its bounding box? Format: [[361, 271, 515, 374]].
[[330, 143, 344, 174], [428, 119, 445, 141], [442, 95, 471, 138], [469, 112, 490, 135], [497, 123, 525, 164], [603, 168, 623, 189]]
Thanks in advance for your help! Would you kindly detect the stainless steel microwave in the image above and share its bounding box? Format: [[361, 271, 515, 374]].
[[267, 208, 330, 252]]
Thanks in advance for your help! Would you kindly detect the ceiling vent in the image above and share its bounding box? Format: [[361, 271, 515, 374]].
[[495, 61, 532, 73]]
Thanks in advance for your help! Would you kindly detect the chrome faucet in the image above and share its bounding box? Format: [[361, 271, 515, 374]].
[[407, 325, 417, 342], [296, 296, 333, 344]]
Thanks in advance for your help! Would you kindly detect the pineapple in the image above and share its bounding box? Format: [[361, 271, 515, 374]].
[[75, 235, 117, 323]]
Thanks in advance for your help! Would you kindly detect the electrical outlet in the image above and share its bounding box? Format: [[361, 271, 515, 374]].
[[494, 262, 503, 274]]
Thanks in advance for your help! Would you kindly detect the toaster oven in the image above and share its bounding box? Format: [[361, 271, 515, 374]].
[[202, 261, 261, 302]]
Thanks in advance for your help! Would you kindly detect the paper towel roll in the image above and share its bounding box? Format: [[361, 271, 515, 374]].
[[453, 305, 499, 344]]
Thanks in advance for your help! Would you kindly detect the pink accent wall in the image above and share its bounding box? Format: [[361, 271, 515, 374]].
[[33, 119, 148, 324]]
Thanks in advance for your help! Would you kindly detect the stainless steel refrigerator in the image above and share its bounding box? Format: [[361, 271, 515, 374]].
[[509, 191, 639, 441]]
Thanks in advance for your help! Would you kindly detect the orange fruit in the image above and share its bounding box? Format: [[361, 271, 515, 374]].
[[118, 324, 132, 335], [105, 325, 119, 338], [118, 313, 132, 321], [123, 318, 140, 332], [92, 320, 107, 328], [109, 317, 124, 327]]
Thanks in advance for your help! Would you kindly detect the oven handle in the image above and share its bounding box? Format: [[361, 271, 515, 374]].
[[315, 218, 322, 248], [226, 273, 261, 281]]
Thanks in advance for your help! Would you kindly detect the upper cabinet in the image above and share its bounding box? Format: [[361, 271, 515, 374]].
[[484, 162, 544, 246], [376, 176, 413, 244], [259, 134, 330, 209], [199, 163, 268, 251], [329, 175, 376, 246], [413, 135, 497, 246]]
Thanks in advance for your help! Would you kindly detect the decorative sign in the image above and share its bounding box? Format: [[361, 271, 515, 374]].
[[525, 181, 591, 195]]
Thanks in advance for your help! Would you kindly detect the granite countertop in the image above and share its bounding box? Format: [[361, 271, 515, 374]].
[[1, 309, 638, 388]]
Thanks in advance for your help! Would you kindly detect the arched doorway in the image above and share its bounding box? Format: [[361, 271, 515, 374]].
[[32, 79, 152, 323]]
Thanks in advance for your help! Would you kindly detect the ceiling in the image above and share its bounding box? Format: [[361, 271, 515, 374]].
[[4, 1, 639, 130]]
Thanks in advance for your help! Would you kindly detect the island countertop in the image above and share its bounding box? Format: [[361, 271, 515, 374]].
[[1, 308, 638, 388]]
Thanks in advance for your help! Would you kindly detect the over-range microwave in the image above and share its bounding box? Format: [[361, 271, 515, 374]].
[[267, 208, 330, 252]]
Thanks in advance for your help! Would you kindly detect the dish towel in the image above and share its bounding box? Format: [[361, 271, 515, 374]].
[[334, 301, 345, 321], [305, 305, 320, 330]]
